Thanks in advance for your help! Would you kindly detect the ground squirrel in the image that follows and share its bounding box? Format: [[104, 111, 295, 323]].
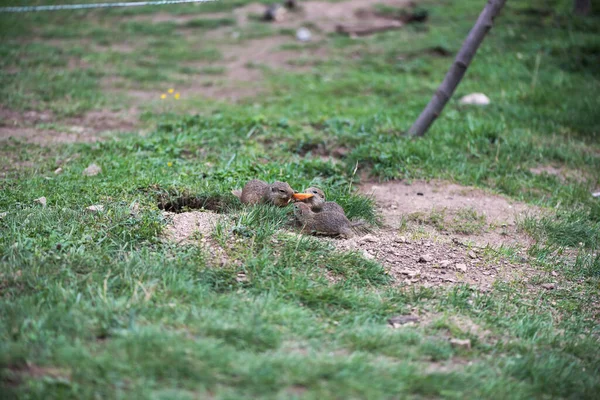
[[301, 187, 345, 214], [293, 202, 357, 238], [232, 179, 295, 207]]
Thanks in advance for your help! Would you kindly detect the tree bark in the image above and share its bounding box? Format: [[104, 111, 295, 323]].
[[408, 0, 507, 137], [573, 0, 591, 16]]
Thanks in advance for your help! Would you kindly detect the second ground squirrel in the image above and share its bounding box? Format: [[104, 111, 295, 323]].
[[293, 202, 357, 238], [232, 179, 295, 207], [301, 187, 345, 214]]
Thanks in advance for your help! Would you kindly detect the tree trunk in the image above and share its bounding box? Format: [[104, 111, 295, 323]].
[[408, 0, 507, 137], [573, 0, 591, 16]]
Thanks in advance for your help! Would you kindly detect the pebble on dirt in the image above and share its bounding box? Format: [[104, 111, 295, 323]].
[[455, 263, 467, 272], [419, 254, 434, 263], [360, 234, 378, 243], [86, 205, 104, 213], [82, 163, 102, 177]]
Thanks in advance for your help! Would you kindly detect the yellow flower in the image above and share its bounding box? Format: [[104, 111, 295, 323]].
[[174, 93, 180, 100], [160, 94, 167, 99], [167, 162, 173, 167], [168, 88, 174, 94]]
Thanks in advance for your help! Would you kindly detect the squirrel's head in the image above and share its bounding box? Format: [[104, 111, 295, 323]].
[[293, 202, 311, 218], [303, 187, 325, 206], [269, 181, 294, 206]]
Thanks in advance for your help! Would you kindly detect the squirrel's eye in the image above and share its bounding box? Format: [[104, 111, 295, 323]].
[[279, 189, 286, 193]]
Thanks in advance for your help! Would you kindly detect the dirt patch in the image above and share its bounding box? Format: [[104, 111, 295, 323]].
[[162, 211, 231, 267], [332, 231, 532, 291], [0, 107, 139, 145], [317, 180, 543, 291], [360, 180, 538, 248], [162, 210, 222, 243]]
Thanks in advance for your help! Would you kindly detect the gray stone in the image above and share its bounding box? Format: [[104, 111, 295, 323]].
[[86, 204, 104, 213], [455, 263, 467, 272], [459, 93, 490, 106], [419, 254, 434, 263], [34, 197, 47, 207], [82, 163, 101, 177], [296, 27, 311, 42]]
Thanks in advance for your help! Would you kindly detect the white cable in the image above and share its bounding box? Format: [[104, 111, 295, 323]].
[[0, 0, 219, 13]]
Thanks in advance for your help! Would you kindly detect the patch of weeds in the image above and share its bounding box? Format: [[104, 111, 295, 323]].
[[451, 208, 487, 235], [520, 209, 600, 249], [407, 208, 447, 231]]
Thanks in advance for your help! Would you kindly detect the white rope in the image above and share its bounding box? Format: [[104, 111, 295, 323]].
[[0, 0, 219, 13]]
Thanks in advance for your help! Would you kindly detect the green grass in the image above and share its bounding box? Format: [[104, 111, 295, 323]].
[[1, 0, 600, 398]]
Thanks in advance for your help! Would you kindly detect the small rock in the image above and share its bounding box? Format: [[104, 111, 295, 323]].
[[360, 234, 377, 243], [439, 260, 451, 268], [388, 315, 419, 328], [82, 163, 101, 177], [86, 205, 104, 213], [541, 283, 556, 290], [459, 93, 490, 106], [34, 197, 47, 207], [390, 204, 398, 210], [396, 236, 407, 243], [419, 254, 434, 263], [468, 251, 477, 259], [551, 271, 558, 277], [362, 250, 374, 260], [455, 263, 467, 272], [54, 167, 63, 174], [0, 212, 7, 219], [296, 27, 311, 42], [236, 273, 248, 283], [591, 191, 600, 198], [450, 338, 472, 350], [399, 270, 418, 278]]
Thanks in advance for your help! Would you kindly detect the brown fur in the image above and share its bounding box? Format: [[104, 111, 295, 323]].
[[235, 179, 295, 207], [302, 187, 345, 214], [293, 202, 354, 238]]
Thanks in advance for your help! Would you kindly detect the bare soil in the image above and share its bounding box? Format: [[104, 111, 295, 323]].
[[0, 106, 139, 145]]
